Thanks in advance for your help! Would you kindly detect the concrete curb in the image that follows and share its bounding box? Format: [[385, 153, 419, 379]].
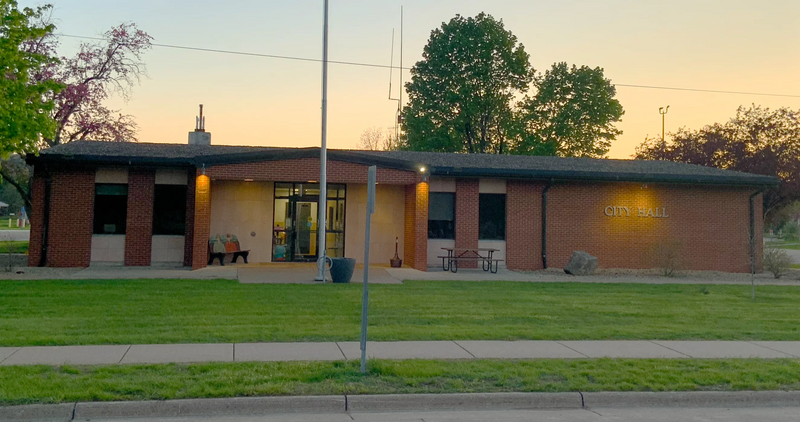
[[72, 396, 345, 419], [0, 403, 73, 421], [582, 391, 800, 408], [345, 392, 583, 412], [3, 391, 800, 420]]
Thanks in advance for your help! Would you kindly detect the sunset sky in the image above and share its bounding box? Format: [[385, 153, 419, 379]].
[[25, 0, 800, 158]]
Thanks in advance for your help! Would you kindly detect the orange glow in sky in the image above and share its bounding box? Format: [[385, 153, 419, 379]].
[[33, 0, 800, 158]]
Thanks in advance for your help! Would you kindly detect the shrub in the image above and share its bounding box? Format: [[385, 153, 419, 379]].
[[782, 221, 800, 241], [649, 241, 683, 277], [763, 247, 792, 279]]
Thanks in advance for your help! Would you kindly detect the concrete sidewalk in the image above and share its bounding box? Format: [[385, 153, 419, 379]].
[[2, 340, 799, 366]]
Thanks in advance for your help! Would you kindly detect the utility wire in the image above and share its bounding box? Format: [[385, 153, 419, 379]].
[[57, 33, 800, 99]]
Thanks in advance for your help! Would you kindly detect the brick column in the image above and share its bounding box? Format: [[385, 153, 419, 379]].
[[404, 182, 428, 271], [47, 169, 95, 267], [27, 172, 46, 267], [505, 180, 544, 271], [455, 179, 480, 268], [124, 169, 155, 266], [183, 170, 196, 267], [191, 171, 211, 270]]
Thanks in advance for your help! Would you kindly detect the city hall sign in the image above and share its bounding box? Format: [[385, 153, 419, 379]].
[[603, 206, 669, 218]]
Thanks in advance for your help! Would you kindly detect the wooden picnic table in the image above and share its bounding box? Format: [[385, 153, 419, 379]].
[[439, 247, 503, 273]]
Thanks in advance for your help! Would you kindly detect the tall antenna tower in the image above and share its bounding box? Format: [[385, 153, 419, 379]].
[[387, 6, 404, 144]]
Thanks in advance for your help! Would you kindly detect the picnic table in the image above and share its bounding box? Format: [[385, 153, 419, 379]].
[[438, 247, 503, 274]]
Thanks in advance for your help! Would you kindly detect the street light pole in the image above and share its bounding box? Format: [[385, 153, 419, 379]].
[[315, 0, 329, 282], [659, 105, 670, 142]]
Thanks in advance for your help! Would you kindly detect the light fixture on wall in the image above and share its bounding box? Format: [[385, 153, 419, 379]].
[[244, 178, 254, 182], [201, 164, 206, 175], [419, 165, 429, 182]]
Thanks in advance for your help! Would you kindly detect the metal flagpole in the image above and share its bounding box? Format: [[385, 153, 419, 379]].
[[361, 166, 376, 373], [315, 0, 329, 282]]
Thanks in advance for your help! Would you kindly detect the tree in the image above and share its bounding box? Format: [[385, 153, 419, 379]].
[[36, 22, 153, 147], [635, 105, 800, 218], [356, 127, 401, 151], [0, 21, 152, 209], [516, 62, 624, 158], [402, 13, 533, 154], [0, 0, 62, 157]]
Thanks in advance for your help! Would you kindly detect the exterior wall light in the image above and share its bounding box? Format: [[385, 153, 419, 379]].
[[201, 164, 206, 175], [419, 166, 429, 182]]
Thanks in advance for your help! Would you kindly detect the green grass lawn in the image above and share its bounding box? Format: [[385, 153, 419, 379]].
[[2, 359, 800, 405], [0, 241, 28, 254], [2, 280, 800, 346]]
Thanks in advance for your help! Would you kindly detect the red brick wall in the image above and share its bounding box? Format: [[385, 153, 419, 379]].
[[404, 182, 429, 271], [206, 158, 418, 185], [124, 169, 155, 266], [46, 169, 95, 267], [184, 170, 196, 267], [27, 172, 46, 267], [545, 182, 759, 272], [455, 179, 479, 268], [506, 180, 545, 271], [191, 172, 211, 270]]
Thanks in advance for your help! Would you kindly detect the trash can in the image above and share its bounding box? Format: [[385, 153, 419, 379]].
[[330, 257, 356, 284]]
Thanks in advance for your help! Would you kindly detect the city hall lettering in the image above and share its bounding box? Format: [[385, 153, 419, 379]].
[[603, 206, 669, 218]]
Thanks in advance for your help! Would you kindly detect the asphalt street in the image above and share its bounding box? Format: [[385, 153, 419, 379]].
[[0, 229, 29, 241], [86, 407, 800, 422]]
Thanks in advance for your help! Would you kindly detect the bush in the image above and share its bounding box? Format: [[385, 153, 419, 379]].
[[763, 247, 792, 279], [649, 241, 683, 277], [781, 221, 800, 241]]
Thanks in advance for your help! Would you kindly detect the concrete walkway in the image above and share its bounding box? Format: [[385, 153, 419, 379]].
[[2, 340, 800, 366]]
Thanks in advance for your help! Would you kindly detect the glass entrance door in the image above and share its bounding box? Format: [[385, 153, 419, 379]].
[[273, 183, 346, 262]]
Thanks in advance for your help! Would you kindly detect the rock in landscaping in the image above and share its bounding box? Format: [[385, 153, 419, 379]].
[[564, 251, 598, 276]]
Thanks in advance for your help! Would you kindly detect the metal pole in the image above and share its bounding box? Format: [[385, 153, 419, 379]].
[[315, 0, 329, 282], [659, 105, 669, 142], [361, 166, 376, 374]]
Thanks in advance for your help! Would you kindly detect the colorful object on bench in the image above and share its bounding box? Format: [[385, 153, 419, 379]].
[[208, 234, 250, 266]]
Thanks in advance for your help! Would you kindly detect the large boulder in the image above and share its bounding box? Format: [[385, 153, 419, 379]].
[[564, 251, 598, 276]]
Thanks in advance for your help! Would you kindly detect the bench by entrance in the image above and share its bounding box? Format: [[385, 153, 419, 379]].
[[208, 235, 250, 266], [438, 247, 503, 274]]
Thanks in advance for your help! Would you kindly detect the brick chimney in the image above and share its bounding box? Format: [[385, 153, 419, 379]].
[[188, 104, 211, 145]]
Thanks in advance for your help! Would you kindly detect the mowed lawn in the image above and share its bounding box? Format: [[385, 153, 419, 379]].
[[2, 279, 800, 346]]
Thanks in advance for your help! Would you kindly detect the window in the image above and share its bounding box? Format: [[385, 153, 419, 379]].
[[93, 184, 128, 234], [428, 192, 455, 239], [153, 185, 187, 235], [479, 194, 506, 240]]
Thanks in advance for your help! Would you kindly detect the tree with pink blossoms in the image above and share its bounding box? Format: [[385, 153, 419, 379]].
[[1, 15, 152, 209]]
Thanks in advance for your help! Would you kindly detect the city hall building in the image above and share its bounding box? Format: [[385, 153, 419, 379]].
[[26, 140, 776, 273]]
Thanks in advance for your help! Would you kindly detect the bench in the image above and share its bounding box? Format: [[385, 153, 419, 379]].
[[208, 237, 250, 266], [437, 255, 503, 274]]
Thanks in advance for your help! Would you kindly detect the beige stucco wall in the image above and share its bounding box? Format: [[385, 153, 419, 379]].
[[345, 184, 406, 265], [210, 181, 274, 263]]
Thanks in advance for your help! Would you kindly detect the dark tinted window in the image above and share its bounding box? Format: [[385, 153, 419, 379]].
[[479, 194, 506, 240], [153, 185, 188, 235], [93, 184, 128, 234], [428, 192, 455, 239]]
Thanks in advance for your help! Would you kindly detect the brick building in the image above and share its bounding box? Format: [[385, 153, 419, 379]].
[[27, 141, 776, 273]]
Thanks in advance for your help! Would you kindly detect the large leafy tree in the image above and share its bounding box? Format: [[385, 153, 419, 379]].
[[635, 105, 800, 218], [402, 13, 533, 154], [516, 62, 624, 157], [1, 21, 152, 209], [0, 0, 62, 157]]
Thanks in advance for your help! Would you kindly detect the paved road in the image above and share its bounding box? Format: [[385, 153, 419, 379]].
[[88, 407, 800, 422], [0, 229, 29, 241]]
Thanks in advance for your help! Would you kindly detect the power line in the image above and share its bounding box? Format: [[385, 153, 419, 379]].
[[56, 33, 800, 99]]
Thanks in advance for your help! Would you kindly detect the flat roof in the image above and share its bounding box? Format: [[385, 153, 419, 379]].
[[28, 141, 779, 187]]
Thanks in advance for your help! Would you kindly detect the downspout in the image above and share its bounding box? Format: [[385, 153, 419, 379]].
[[541, 180, 554, 269], [39, 166, 52, 267]]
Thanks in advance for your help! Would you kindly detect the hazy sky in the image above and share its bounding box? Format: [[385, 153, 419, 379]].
[[23, 0, 800, 158]]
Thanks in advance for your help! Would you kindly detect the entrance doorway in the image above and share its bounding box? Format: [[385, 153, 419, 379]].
[[272, 183, 346, 262]]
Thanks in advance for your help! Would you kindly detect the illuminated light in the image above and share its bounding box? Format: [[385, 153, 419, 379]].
[[244, 178, 254, 182], [308, 180, 317, 183], [419, 166, 427, 173]]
